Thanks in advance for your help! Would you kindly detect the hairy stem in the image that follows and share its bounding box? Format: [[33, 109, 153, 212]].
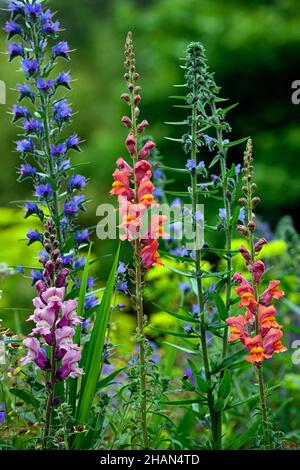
[[43, 325, 57, 448]]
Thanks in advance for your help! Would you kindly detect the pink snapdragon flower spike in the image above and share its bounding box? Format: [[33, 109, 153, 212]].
[[21, 337, 50, 370], [56, 345, 83, 380]]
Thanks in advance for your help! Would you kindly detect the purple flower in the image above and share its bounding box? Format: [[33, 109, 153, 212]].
[[8, 1, 24, 16], [184, 323, 194, 334], [85, 294, 98, 310], [74, 257, 86, 269], [117, 262, 127, 275], [53, 99, 72, 124], [118, 281, 128, 293], [16, 265, 25, 275], [16, 138, 34, 153], [52, 41, 70, 59], [35, 183, 53, 198], [75, 229, 89, 244], [30, 269, 44, 284], [153, 188, 163, 198], [184, 367, 196, 385], [82, 318, 91, 332], [66, 134, 80, 151], [50, 143, 66, 158], [238, 208, 246, 223], [208, 283, 216, 294], [219, 208, 226, 220], [56, 71, 71, 89], [179, 282, 190, 292], [19, 163, 37, 177], [0, 404, 6, 424], [171, 197, 182, 207], [67, 174, 86, 191], [153, 168, 164, 180], [192, 303, 199, 315], [62, 254, 73, 267], [41, 20, 60, 35], [87, 277, 95, 289], [235, 163, 241, 176], [26, 229, 43, 245], [24, 3, 43, 18], [21, 58, 39, 76], [64, 195, 85, 217], [59, 159, 71, 172], [12, 104, 30, 122], [8, 42, 24, 61], [24, 202, 44, 221], [36, 78, 54, 93], [17, 83, 35, 102], [4, 20, 22, 39], [56, 345, 83, 381], [22, 118, 44, 134]]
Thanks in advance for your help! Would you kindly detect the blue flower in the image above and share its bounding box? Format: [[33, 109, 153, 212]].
[[4, 20, 22, 39], [82, 318, 91, 332], [8, 1, 24, 16], [24, 202, 44, 221], [12, 104, 30, 122], [21, 58, 39, 76], [30, 269, 44, 284], [8, 42, 24, 61], [67, 174, 86, 191], [41, 20, 60, 35], [85, 294, 98, 310], [238, 208, 246, 223], [219, 208, 226, 219], [184, 323, 194, 334], [170, 197, 182, 207], [22, 118, 44, 135], [235, 163, 241, 176], [16, 83, 35, 103], [87, 277, 95, 289], [153, 168, 164, 180], [35, 183, 53, 198], [50, 143, 66, 158], [75, 229, 89, 244], [62, 254, 73, 267], [53, 99, 72, 124], [24, 3, 43, 19], [16, 265, 25, 275], [118, 281, 128, 293], [36, 78, 54, 93], [16, 138, 34, 153], [19, 164, 37, 177], [208, 283, 216, 294], [64, 195, 85, 217], [52, 41, 70, 59], [192, 303, 199, 315], [74, 256, 86, 269], [56, 71, 71, 89], [117, 262, 127, 275], [0, 404, 6, 424], [186, 159, 196, 171], [26, 229, 43, 245], [179, 282, 190, 292], [66, 134, 80, 151]]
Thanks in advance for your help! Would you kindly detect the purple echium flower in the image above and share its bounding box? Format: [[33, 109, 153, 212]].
[[26, 228, 43, 245], [6, 2, 88, 280], [0, 404, 6, 424], [75, 229, 89, 245], [219, 208, 227, 220], [8, 42, 24, 61], [52, 41, 70, 59]]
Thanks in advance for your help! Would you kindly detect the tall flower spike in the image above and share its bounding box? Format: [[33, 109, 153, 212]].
[[110, 32, 166, 449], [226, 139, 286, 448], [6, 1, 88, 285], [21, 218, 83, 446]]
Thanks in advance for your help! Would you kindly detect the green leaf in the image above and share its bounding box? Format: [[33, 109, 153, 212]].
[[160, 398, 202, 406], [97, 367, 126, 390], [163, 341, 198, 355], [69, 245, 92, 415], [212, 292, 228, 321], [10, 388, 39, 407], [212, 349, 247, 374], [217, 103, 239, 115], [165, 120, 188, 126], [152, 302, 198, 324], [224, 136, 250, 148], [159, 165, 189, 174], [164, 137, 183, 143], [149, 327, 199, 339], [213, 398, 225, 412], [218, 370, 231, 399], [188, 360, 210, 393], [72, 244, 120, 449]]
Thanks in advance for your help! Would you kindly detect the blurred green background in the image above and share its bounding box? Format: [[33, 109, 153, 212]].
[[0, 0, 299, 313]]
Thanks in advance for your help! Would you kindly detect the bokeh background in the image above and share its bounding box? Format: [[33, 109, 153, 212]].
[[0, 0, 299, 445]]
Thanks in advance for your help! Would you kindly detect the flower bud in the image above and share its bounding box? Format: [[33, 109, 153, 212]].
[[252, 197, 261, 208], [248, 220, 256, 232], [134, 107, 140, 118], [242, 186, 248, 194], [238, 197, 247, 206], [239, 244, 251, 265], [237, 224, 249, 236], [121, 116, 132, 129], [134, 94, 141, 105], [125, 133, 136, 155], [255, 238, 267, 253], [252, 260, 265, 284], [127, 83, 134, 91], [137, 119, 149, 133], [121, 93, 130, 102], [133, 72, 139, 81]]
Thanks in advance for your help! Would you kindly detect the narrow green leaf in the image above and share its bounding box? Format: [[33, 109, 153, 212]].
[[97, 367, 126, 390], [212, 292, 228, 321], [160, 398, 202, 406], [10, 388, 39, 407], [159, 164, 189, 174], [224, 136, 250, 148], [163, 341, 198, 355], [212, 349, 247, 374], [217, 103, 239, 115], [72, 244, 120, 449], [218, 370, 231, 399], [152, 302, 198, 324], [149, 327, 199, 339], [188, 360, 209, 393]]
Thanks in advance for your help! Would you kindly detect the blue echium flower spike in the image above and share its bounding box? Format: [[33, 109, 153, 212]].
[[6, 1, 89, 283]]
